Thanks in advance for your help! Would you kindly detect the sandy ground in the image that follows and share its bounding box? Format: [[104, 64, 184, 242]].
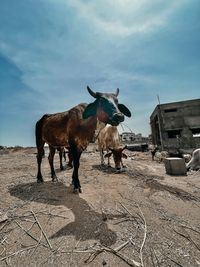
[[0, 145, 200, 267]]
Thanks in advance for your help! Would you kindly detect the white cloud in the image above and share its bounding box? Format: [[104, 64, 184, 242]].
[[67, 0, 187, 36]]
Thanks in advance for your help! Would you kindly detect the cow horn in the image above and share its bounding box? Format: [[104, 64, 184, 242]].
[[87, 86, 97, 98], [115, 88, 119, 97]]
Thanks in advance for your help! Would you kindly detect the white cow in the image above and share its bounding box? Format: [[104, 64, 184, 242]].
[[97, 125, 127, 170], [186, 148, 200, 171]]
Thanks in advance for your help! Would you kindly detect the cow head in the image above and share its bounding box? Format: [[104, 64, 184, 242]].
[[83, 86, 131, 126], [105, 146, 128, 170]]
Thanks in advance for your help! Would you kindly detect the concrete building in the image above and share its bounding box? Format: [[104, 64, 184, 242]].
[[121, 132, 149, 143], [150, 99, 200, 152], [121, 132, 135, 142]]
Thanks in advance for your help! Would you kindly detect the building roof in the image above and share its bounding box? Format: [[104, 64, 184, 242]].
[[150, 98, 200, 121]]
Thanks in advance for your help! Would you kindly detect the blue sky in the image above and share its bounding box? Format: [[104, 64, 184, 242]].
[[0, 0, 200, 146]]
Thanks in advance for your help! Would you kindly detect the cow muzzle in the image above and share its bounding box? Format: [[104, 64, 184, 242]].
[[110, 113, 124, 126]]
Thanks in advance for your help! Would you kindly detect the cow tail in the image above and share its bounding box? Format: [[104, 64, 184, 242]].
[[35, 114, 49, 152]]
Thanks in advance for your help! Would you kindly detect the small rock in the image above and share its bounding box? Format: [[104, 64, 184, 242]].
[[0, 214, 8, 223], [102, 259, 107, 265]]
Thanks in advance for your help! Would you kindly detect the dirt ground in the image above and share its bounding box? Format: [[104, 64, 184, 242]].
[[0, 145, 200, 267]]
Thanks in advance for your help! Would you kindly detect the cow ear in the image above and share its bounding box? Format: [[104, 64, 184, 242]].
[[104, 152, 112, 158], [82, 101, 97, 119], [122, 153, 128, 159], [118, 104, 131, 117]]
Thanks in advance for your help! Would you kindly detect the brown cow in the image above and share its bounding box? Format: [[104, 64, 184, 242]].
[[35, 86, 131, 192], [98, 125, 127, 170]]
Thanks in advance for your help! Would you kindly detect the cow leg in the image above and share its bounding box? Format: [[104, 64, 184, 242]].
[[107, 154, 111, 167], [48, 146, 58, 182], [121, 159, 126, 168], [63, 149, 67, 162], [70, 143, 82, 193], [100, 149, 105, 165], [58, 148, 64, 171], [67, 150, 73, 168], [36, 144, 45, 183]]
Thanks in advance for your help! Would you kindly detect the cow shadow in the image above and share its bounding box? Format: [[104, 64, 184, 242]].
[[92, 164, 126, 174], [92, 164, 115, 172], [9, 182, 117, 246]]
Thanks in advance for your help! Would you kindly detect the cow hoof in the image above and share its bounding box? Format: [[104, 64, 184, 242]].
[[37, 179, 44, 183], [73, 188, 79, 194], [67, 163, 73, 169], [52, 176, 58, 182], [73, 187, 82, 194]]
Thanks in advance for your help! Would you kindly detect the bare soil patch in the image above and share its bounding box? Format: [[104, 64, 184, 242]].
[[0, 145, 200, 266]]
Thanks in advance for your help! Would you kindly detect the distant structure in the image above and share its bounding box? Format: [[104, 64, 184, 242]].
[[121, 132, 149, 143], [150, 98, 200, 152], [121, 132, 135, 142]]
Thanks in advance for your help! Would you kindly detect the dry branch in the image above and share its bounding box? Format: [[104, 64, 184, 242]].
[[179, 223, 200, 235], [0, 245, 37, 262], [159, 249, 183, 267], [14, 220, 48, 248], [31, 210, 52, 249], [84, 243, 141, 267], [173, 227, 200, 251], [137, 205, 147, 267], [30, 231, 43, 256]]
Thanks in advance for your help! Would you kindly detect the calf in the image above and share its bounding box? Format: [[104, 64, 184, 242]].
[[98, 125, 127, 170], [105, 146, 128, 170], [186, 148, 200, 171]]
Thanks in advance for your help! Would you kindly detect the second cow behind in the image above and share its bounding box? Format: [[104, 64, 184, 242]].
[[98, 125, 127, 170]]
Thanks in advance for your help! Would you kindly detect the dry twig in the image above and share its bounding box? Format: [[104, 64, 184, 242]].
[[179, 223, 200, 235], [30, 231, 43, 256], [173, 227, 200, 251], [137, 205, 147, 267], [84, 243, 141, 267], [14, 220, 48, 248], [31, 210, 52, 249], [0, 245, 37, 262]]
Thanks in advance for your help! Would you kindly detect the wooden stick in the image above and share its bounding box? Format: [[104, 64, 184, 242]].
[[160, 250, 183, 267], [173, 228, 200, 251], [39, 237, 65, 265], [0, 245, 37, 262], [115, 240, 130, 251], [14, 220, 48, 248], [84, 244, 141, 267], [30, 231, 43, 256], [180, 223, 200, 235], [119, 202, 133, 216], [137, 205, 147, 267], [31, 210, 52, 249]]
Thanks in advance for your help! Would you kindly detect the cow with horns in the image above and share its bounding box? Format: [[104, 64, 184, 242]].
[[35, 86, 131, 193]]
